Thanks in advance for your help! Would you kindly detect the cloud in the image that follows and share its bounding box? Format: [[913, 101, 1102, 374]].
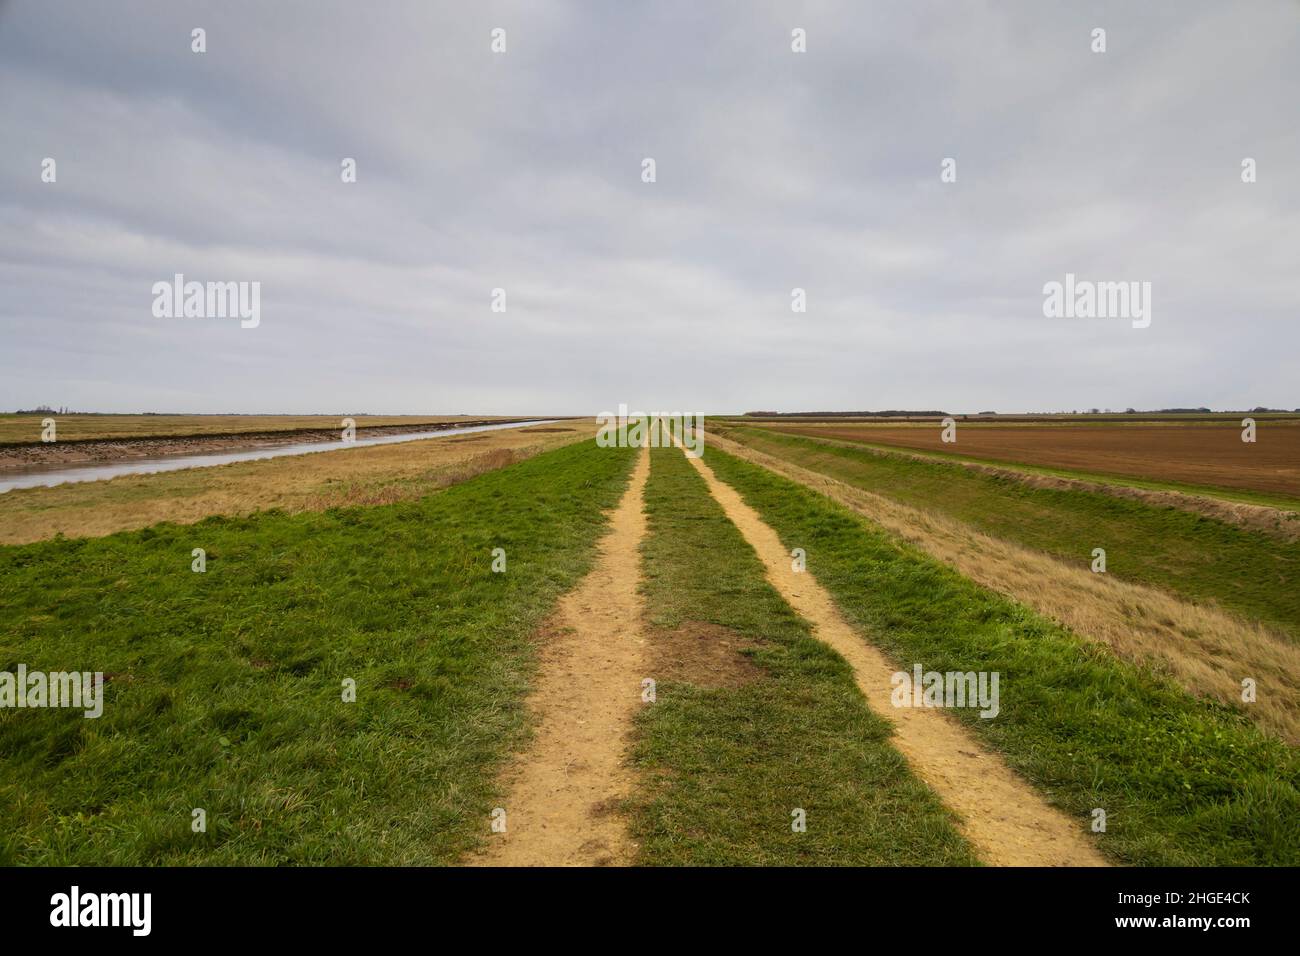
[[1, 0, 1296, 413]]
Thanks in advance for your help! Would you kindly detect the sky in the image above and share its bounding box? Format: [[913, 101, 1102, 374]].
[[1, 0, 1297, 415]]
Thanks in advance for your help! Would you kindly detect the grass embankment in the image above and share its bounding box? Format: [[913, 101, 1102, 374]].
[[0, 424, 588, 546], [628, 447, 979, 865], [0, 439, 636, 865], [703, 447, 1300, 866], [724, 427, 1300, 637]]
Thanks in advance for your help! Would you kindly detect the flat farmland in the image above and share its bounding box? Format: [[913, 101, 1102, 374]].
[[0, 414, 525, 446], [764, 421, 1300, 501]]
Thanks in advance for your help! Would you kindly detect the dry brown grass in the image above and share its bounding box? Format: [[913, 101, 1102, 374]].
[[303, 447, 523, 509], [709, 432, 1300, 744], [0, 424, 591, 545]]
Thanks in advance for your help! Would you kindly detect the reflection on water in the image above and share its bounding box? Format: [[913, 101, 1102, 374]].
[[0, 420, 560, 494]]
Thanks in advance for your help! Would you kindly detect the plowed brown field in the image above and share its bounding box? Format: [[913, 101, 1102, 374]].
[[767, 422, 1300, 498]]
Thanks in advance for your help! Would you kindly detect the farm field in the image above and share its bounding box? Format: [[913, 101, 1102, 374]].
[[761, 419, 1300, 504], [0, 414, 527, 446], [0, 421, 590, 545]]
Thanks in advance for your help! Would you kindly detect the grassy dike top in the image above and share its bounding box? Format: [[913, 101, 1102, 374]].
[[627, 447, 980, 865], [0, 439, 636, 865]]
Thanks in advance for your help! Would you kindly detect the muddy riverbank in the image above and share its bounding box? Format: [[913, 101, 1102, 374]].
[[0, 418, 566, 472]]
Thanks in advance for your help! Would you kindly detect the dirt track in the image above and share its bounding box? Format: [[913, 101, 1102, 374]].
[[683, 445, 1108, 866], [470, 438, 1109, 866], [469, 446, 650, 866]]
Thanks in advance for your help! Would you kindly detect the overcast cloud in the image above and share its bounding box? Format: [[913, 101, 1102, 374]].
[[1, 0, 1297, 414]]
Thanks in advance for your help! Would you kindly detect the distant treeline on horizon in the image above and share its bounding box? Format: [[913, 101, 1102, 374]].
[[744, 410, 950, 418], [742, 407, 1299, 417]]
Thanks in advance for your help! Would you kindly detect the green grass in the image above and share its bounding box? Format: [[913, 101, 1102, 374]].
[[724, 427, 1300, 637], [0, 439, 637, 865], [628, 447, 979, 865], [703, 446, 1300, 866]]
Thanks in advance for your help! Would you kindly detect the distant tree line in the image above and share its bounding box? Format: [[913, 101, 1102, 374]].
[[746, 407, 1300, 417], [744, 410, 949, 417], [11, 408, 163, 415]]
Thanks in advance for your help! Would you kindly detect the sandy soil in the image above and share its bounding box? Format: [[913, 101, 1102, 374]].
[[469, 446, 650, 867], [684, 444, 1108, 866]]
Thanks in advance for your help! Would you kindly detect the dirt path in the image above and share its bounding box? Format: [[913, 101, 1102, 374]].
[[682, 445, 1108, 867], [470, 446, 650, 866]]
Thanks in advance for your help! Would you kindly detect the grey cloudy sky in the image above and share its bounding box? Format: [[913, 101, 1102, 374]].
[[1, 0, 1297, 415]]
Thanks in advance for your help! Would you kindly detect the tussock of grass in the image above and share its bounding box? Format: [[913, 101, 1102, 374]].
[[628, 447, 979, 866], [704, 447, 1300, 866], [0, 439, 636, 865]]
